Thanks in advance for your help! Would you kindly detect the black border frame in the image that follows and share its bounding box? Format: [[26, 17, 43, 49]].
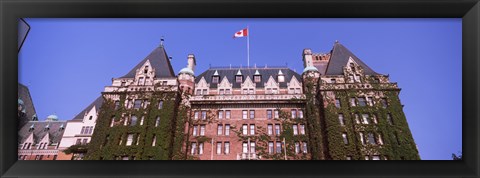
[[1, 0, 479, 177]]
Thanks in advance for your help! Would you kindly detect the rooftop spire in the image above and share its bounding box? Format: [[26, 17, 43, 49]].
[[160, 36, 165, 47]]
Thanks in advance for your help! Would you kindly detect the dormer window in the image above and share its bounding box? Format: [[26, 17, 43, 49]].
[[254, 75, 261, 83], [331, 79, 336, 83], [236, 76, 243, 83], [212, 76, 219, 84], [278, 75, 285, 83]]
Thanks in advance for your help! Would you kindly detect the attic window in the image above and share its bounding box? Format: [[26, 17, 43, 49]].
[[212, 76, 220, 84], [236, 76, 243, 83], [254, 75, 261, 83], [278, 75, 285, 83], [144, 66, 149, 74]]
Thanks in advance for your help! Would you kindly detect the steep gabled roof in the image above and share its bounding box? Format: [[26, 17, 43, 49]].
[[18, 121, 66, 144], [195, 67, 301, 89], [119, 45, 175, 78], [18, 83, 37, 121], [325, 42, 381, 75], [71, 96, 103, 121]]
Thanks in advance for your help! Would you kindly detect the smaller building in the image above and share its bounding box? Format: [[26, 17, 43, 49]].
[[18, 115, 66, 160], [57, 96, 103, 160]]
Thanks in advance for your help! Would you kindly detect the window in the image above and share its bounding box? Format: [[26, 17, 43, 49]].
[[199, 143, 204, 155], [354, 114, 360, 124], [378, 133, 384, 145], [278, 75, 285, 82], [138, 77, 144, 85], [250, 124, 255, 135], [80, 127, 86, 134], [82, 139, 88, 145], [331, 79, 336, 83], [225, 125, 230, 136], [140, 116, 144, 125], [236, 76, 243, 83], [250, 142, 256, 153], [35, 155, 40, 160], [267, 124, 273, 135], [295, 142, 300, 154], [196, 89, 201, 95], [225, 89, 231, 94], [372, 155, 380, 160], [134, 100, 142, 109], [267, 110, 272, 119], [354, 74, 361, 82], [302, 142, 308, 153], [130, 116, 137, 126], [158, 100, 164, 109], [218, 111, 224, 119], [338, 114, 345, 126], [203, 89, 207, 95], [217, 125, 223, 135], [242, 110, 248, 119], [242, 142, 248, 153], [155, 117, 160, 127], [254, 75, 261, 82], [193, 125, 198, 136], [275, 124, 281, 135], [219, 89, 224, 95], [276, 142, 282, 153], [126, 134, 133, 146], [274, 110, 279, 119], [346, 156, 352, 160], [212, 76, 219, 83], [89, 115, 93, 120], [226, 110, 231, 119], [152, 135, 156, 146], [121, 82, 126, 86], [242, 125, 248, 135], [387, 113, 394, 125], [300, 124, 305, 135], [372, 114, 378, 124], [224, 142, 230, 154], [381, 98, 388, 108], [194, 111, 199, 120], [367, 97, 374, 106], [358, 98, 367, 106], [242, 89, 248, 94], [268, 142, 274, 154], [200, 125, 205, 136], [348, 75, 354, 82], [76, 139, 81, 145], [298, 110, 304, 119], [350, 98, 356, 106], [248, 89, 254, 94], [293, 125, 298, 135], [110, 117, 115, 127], [359, 132, 365, 145], [291, 110, 297, 118], [191, 142, 197, 155], [361, 114, 369, 124], [249, 110, 255, 119], [201, 111, 207, 120], [365, 156, 369, 160], [342, 133, 349, 144], [136, 134, 141, 145], [217, 142, 222, 154], [127, 100, 132, 109]]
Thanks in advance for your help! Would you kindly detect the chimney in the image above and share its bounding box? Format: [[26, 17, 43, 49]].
[[302, 48, 313, 68], [187, 54, 196, 72]]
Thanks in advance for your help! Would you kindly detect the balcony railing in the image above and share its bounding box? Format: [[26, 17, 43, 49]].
[[236, 153, 258, 160]]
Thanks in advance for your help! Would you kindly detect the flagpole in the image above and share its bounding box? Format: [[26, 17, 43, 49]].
[[247, 26, 250, 68]]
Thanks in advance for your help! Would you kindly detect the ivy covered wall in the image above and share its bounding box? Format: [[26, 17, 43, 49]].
[[85, 90, 181, 160]]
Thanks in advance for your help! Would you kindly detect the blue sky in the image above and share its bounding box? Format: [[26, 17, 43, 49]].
[[19, 18, 461, 160]]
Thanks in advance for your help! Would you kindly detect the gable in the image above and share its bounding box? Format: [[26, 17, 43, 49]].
[[325, 42, 381, 76]]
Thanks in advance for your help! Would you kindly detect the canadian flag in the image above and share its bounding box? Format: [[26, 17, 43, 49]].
[[233, 28, 248, 38]]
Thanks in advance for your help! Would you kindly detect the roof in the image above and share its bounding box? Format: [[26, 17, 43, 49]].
[[195, 67, 302, 89], [325, 42, 382, 75], [18, 83, 37, 121], [71, 96, 103, 121], [119, 45, 175, 78], [18, 121, 66, 144]]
